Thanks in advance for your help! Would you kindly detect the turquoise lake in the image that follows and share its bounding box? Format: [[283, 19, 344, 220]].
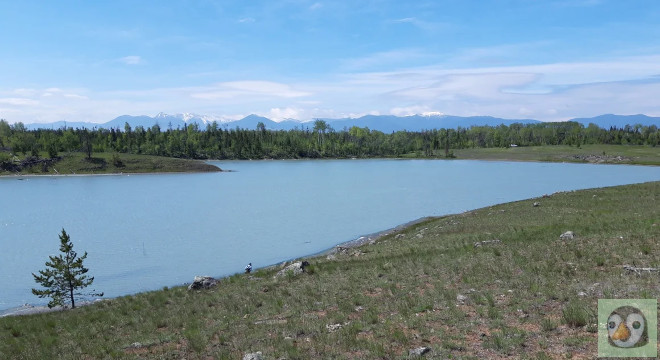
[[1, 159, 659, 312]]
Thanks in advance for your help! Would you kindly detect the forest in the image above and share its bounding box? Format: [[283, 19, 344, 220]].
[[0, 119, 658, 162]]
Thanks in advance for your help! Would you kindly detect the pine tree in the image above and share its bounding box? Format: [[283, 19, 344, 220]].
[[32, 229, 103, 308]]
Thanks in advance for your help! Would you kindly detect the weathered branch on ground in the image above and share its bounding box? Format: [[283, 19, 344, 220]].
[[623, 265, 660, 275], [474, 239, 501, 248]]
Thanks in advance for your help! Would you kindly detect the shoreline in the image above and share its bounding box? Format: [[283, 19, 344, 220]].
[[0, 216, 436, 318], [0, 168, 227, 179], [4, 152, 657, 179], [314, 216, 435, 256], [0, 300, 105, 318]]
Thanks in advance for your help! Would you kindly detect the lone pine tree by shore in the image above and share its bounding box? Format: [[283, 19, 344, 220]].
[[32, 229, 103, 309]]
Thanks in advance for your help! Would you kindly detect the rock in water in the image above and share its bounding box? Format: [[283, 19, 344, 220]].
[[187, 276, 217, 290]]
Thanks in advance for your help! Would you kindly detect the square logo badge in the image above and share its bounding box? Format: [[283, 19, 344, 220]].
[[598, 299, 657, 358]]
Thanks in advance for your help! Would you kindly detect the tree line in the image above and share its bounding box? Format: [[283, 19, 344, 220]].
[[0, 119, 658, 161]]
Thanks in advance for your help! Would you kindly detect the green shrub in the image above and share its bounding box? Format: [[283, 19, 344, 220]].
[[111, 153, 124, 167], [541, 318, 558, 332], [562, 301, 593, 327]]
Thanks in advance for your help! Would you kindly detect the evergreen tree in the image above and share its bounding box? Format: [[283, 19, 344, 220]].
[[32, 229, 102, 308]]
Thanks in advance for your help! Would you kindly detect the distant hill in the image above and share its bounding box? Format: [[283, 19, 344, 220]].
[[323, 115, 540, 133], [24, 121, 94, 130], [569, 114, 660, 129], [104, 115, 181, 130], [21, 113, 659, 132]]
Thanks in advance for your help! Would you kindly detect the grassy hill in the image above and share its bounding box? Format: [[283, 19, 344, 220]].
[[1, 181, 658, 359]]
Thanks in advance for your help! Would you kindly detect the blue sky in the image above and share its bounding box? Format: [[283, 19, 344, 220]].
[[1, 0, 660, 124]]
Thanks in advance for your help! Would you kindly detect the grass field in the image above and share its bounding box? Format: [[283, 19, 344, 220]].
[[0, 152, 221, 175], [452, 144, 660, 165], [1, 181, 658, 359]]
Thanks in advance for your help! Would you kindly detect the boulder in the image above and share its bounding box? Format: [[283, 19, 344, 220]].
[[409, 346, 431, 357], [187, 276, 217, 290], [559, 231, 575, 240], [326, 323, 343, 332], [242, 351, 264, 360], [274, 261, 310, 278]]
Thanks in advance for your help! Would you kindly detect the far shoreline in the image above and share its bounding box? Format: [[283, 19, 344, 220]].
[[0, 169, 228, 179]]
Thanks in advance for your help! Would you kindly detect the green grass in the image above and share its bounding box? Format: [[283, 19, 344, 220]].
[[0, 151, 221, 175], [0, 181, 658, 358], [453, 144, 660, 165]]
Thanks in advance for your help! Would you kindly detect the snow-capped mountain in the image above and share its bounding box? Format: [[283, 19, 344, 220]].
[[21, 113, 660, 132]]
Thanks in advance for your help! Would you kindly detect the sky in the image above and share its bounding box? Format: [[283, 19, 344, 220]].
[[1, 0, 660, 124]]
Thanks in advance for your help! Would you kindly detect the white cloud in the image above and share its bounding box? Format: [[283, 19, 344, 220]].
[[340, 48, 428, 71], [388, 72, 541, 101], [266, 107, 303, 121], [390, 106, 442, 117], [0, 98, 39, 106], [394, 17, 415, 23], [309, 2, 322, 10], [390, 17, 451, 32], [191, 81, 311, 100], [119, 56, 143, 65], [238, 17, 255, 23], [5, 53, 660, 124], [553, 0, 602, 7], [12, 88, 37, 96], [64, 93, 89, 100]]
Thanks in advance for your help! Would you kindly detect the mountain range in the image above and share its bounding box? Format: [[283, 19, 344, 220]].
[[23, 113, 660, 132]]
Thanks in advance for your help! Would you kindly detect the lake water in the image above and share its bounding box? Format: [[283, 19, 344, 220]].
[[1, 159, 658, 312]]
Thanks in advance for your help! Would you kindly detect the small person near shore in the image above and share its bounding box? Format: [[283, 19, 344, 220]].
[[245, 262, 252, 274]]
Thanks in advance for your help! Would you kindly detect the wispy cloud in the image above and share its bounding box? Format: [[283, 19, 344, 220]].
[[4, 53, 660, 124], [552, 0, 602, 7], [340, 48, 430, 71], [190, 81, 311, 100], [0, 98, 39, 106], [64, 93, 89, 100], [309, 2, 323, 11], [393, 17, 415, 23], [390, 17, 452, 32], [12, 88, 37, 96], [119, 56, 143, 65]]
